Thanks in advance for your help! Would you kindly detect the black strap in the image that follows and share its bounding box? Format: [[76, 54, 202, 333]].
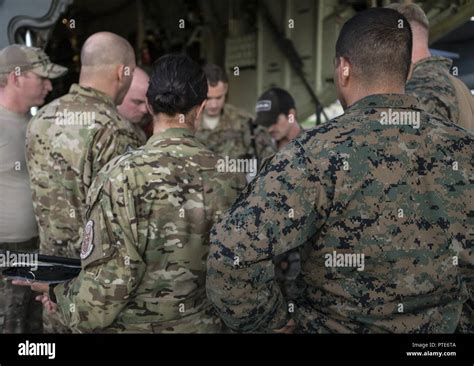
[[248, 118, 259, 162]]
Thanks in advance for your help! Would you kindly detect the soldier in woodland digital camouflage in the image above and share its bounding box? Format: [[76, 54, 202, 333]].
[[254, 87, 304, 301], [206, 8, 474, 334]]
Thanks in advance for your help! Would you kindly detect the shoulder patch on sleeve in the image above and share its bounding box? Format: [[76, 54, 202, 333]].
[[80, 220, 95, 260]]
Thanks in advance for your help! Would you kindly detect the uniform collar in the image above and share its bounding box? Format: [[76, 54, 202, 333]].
[[69, 84, 115, 108], [347, 93, 421, 111], [413, 56, 453, 72], [146, 127, 195, 146], [201, 104, 233, 130], [220, 104, 246, 128]]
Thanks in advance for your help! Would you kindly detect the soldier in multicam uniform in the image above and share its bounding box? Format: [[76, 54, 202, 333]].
[[15, 54, 245, 333], [25, 32, 143, 333], [0, 45, 67, 333], [206, 8, 473, 333], [117, 66, 151, 143], [387, 3, 474, 132], [195, 63, 276, 181], [26, 32, 144, 260]]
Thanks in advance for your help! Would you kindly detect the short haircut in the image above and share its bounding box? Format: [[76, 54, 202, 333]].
[[80, 32, 135, 68], [385, 3, 429, 30], [335, 8, 413, 84], [202, 63, 228, 86], [147, 54, 208, 116]]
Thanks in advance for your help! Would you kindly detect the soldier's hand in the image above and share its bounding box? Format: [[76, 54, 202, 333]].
[[273, 319, 296, 334], [12, 280, 58, 314], [11, 280, 58, 313], [11, 279, 49, 293], [35, 294, 58, 314]]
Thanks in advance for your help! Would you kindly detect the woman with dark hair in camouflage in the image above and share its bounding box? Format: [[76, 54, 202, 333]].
[[16, 54, 245, 333]]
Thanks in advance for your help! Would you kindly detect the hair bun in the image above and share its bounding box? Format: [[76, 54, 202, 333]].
[[146, 54, 208, 116], [154, 91, 184, 108]]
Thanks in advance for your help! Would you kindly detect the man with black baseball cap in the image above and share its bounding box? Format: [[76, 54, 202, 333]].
[[255, 87, 303, 300], [0, 44, 67, 333], [255, 87, 302, 150]]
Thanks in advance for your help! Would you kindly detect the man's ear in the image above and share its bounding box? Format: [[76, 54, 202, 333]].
[[337, 57, 351, 88], [116, 65, 124, 82], [117, 64, 133, 83], [7, 70, 20, 87], [222, 82, 229, 102]]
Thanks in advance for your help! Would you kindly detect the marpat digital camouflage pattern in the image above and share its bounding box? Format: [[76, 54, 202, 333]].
[[26, 84, 145, 259], [406, 56, 474, 132], [53, 127, 245, 333], [207, 94, 474, 333], [195, 104, 276, 166]]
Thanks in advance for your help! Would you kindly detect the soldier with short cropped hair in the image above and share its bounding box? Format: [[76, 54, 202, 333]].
[[206, 8, 473, 333], [117, 66, 150, 143], [196, 63, 276, 182], [25, 32, 143, 333]]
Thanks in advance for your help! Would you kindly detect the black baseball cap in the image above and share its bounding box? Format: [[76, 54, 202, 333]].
[[255, 87, 295, 127]]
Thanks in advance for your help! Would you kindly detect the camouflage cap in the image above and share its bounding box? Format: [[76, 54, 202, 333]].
[[0, 44, 67, 79]]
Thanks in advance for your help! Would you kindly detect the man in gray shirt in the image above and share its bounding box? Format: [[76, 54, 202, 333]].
[[0, 44, 66, 333]]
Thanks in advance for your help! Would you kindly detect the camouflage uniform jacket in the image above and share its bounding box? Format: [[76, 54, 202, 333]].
[[26, 84, 144, 258], [195, 104, 276, 167], [53, 127, 245, 333], [207, 94, 474, 333], [406, 56, 474, 132]]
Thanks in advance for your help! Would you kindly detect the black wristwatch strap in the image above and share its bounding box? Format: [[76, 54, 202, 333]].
[[49, 284, 58, 303]]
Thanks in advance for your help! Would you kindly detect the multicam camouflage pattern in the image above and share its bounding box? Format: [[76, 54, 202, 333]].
[[406, 56, 474, 131], [207, 94, 474, 333], [0, 44, 67, 79], [130, 123, 148, 144], [26, 84, 145, 259], [53, 127, 245, 333], [195, 104, 276, 166]]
